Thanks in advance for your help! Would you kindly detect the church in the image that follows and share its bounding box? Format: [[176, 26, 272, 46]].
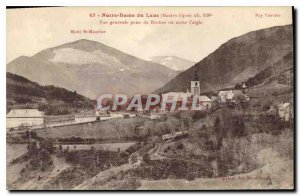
[[161, 70, 212, 111]]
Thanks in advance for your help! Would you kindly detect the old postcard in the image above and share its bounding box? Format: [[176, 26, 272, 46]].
[[6, 6, 294, 190]]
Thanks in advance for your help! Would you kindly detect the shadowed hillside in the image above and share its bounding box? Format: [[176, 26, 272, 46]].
[[155, 25, 293, 94], [7, 72, 96, 115]]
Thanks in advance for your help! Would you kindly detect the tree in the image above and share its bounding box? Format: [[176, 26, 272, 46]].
[[234, 83, 242, 89], [40, 148, 50, 161], [233, 117, 246, 137], [177, 143, 184, 150], [25, 130, 30, 139], [30, 131, 37, 139], [40, 139, 54, 153], [214, 117, 223, 149], [201, 125, 207, 132], [233, 94, 246, 104], [129, 153, 139, 165], [142, 153, 151, 164], [214, 117, 221, 133], [28, 141, 39, 156], [91, 146, 95, 151]]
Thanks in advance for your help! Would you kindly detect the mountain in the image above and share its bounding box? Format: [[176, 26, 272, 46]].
[[7, 72, 96, 115], [7, 39, 177, 99], [245, 52, 293, 88], [148, 56, 195, 71], [243, 51, 293, 99], [155, 25, 293, 95]]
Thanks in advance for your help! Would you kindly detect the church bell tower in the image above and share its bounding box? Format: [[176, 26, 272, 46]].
[[191, 68, 200, 96]]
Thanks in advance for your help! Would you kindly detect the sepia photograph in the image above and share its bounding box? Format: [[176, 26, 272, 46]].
[[6, 6, 294, 190]]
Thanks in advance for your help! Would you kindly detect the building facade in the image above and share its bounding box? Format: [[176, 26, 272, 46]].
[[161, 69, 212, 111], [191, 69, 200, 96], [278, 103, 293, 122], [7, 109, 44, 129]]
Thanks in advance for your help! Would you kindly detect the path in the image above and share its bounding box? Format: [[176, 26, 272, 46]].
[[74, 163, 132, 190], [19, 155, 71, 190]]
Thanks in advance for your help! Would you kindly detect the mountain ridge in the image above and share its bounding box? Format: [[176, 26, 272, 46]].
[[155, 24, 293, 94], [7, 72, 96, 115], [7, 39, 178, 99], [149, 56, 195, 71]]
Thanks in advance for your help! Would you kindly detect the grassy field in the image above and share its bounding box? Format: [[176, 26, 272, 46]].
[[36, 117, 146, 139]]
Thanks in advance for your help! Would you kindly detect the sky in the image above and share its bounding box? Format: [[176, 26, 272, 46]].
[[7, 7, 292, 63]]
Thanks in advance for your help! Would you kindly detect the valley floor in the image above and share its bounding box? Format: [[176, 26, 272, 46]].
[[6, 102, 294, 190]]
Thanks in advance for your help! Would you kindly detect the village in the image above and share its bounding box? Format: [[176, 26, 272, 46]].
[[6, 64, 294, 190], [6, 70, 293, 134], [5, 6, 295, 190], [6, 66, 294, 190]]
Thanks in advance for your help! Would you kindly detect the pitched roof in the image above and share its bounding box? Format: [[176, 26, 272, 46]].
[[199, 96, 212, 102], [162, 92, 192, 102], [278, 103, 291, 110], [232, 90, 244, 95], [218, 90, 234, 99], [7, 109, 44, 118]]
